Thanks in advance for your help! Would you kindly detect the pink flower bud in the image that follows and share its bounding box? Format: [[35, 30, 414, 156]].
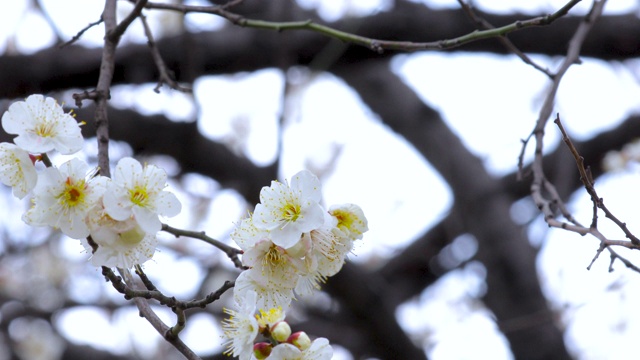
[[253, 342, 272, 359]]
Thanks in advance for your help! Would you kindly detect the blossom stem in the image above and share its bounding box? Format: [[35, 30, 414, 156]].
[[40, 153, 53, 167]]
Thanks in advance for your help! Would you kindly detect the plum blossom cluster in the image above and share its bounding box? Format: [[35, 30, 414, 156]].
[[230, 169, 368, 310], [0, 94, 181, 269], [222, 290, 333, 360], [223, 170, 367, 359]]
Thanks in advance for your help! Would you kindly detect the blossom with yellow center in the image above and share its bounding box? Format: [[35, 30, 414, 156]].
[[0, 142, 37, 199], [1, 94, 84, 155], [242, 240, 301, 290], [221, 290, 259, 360], [103, 157, 181, 233], [329, 203, 368, 241], [23, 158, 107, 239], [252, 170, 325, 249]]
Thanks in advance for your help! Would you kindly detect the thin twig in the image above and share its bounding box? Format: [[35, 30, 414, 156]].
[[456, 0, 554, 78], [60, 17, 104, 48], [139, 0, 581, 53], [555, 115, 640, 245], [521, 0, 640, 273], [103, 265, 234, 353], [161, 223, 245, 269], [108, 0, 149, 44], [139, 12, 191, 93]]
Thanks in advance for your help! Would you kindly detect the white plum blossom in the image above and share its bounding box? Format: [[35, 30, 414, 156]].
[[252, 170, 324, 249], [23, 158, 107, 239], [295, 217, 350, 298], [0, 142, 37, 199], [221, 290, 260, 360], [230, 171, 370, 307], [242, 239, 302, 287], [103, 157, 181, 233], [329, 203, 368, 241], [234, 270, 295, 311], [232, 215, 306, 308], [1, 94, 84, 155], [82, 204, 158, 269], [230, 214, 270, 252], [267, 338, 333, 360]]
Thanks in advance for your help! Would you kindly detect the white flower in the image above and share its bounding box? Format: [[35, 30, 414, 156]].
[[103, 157, 181, 233], [252, 170, 325, 249], [221, 290, 260, 360], [242, 239, 302, 289], [0, 142, 37, 199], [23, 158, 107, 239], [1, 94, 83, 155], [329, 203, 368, 241], [295, 218, 348, 297], [230, 214, 270, 251], [267, 338, 333, 360], [234, 270, 294, 311], [83, 205, 158, 268]]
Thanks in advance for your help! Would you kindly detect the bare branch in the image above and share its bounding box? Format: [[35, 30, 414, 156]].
[[161, 223, 245, 269], [60, 17, 104, 48], [139, 0, 581, 53], [139, 12, 191, 93], [554, 115, 640, 245], [456, 0, 554, 78]]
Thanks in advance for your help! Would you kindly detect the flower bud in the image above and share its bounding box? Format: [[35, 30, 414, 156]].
[[270, 321, 292, 342], [118, 225, 146, 245], [253, 342, 272, 359], [287, 331, 311, 350]]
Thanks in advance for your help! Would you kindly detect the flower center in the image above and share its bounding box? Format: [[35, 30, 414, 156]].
[[129, 186, 149, 207], [280, 202, 300, 224], [60, 177, 86, 207], [256, 307, 284, 328], [34, 121, 57, 138], [263, 245, 284, 268], [335, 211, 352, 228]]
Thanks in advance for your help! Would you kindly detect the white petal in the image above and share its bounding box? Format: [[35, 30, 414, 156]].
[[295, 202, 325, 233], [290, 169, 322, 203], [143, 164, 167, 190], [132, 206, 161, 233], [51, 133, 84, 155], [270, 225, 303, 249], [103, 185, 132, 221], [59, 212, 91, 239], [0, 143, 37, 199], [114, 157, 143, 189], [155, 191, 181, 217], [269, 343, 301, 358], [252, 203, 277, 230]]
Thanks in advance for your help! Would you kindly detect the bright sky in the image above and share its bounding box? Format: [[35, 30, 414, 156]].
[[2, 1, 640, 359]]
